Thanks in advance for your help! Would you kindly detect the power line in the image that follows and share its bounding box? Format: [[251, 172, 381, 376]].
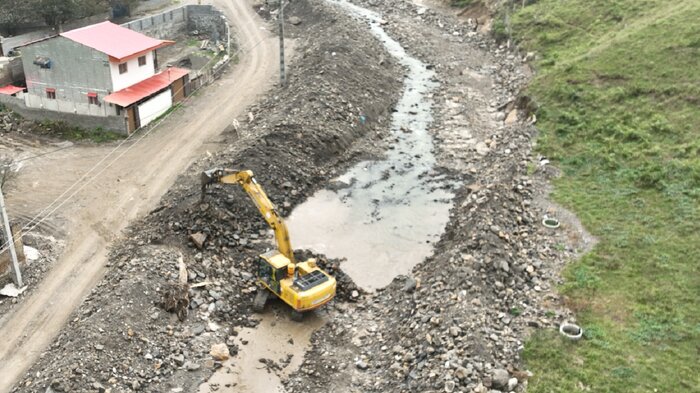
[[0, 33, 270, 256], [12, 144, 73, 164]]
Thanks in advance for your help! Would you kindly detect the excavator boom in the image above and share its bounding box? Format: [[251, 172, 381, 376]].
[[200, 167, 336, 317], [201, 168, 295, 262]]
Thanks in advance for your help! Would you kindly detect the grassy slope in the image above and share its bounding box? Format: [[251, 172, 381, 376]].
[[507, 0, 700, 391]]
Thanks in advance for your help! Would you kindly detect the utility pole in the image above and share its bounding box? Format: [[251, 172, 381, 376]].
[[0, 187, 22, 287], [278, 0, 286, 87]]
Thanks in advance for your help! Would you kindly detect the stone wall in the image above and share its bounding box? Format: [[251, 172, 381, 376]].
[[187, 5, 227, 43]]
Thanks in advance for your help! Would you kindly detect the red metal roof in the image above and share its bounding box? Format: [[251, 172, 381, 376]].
[[103, 67, 189, 107], [60, 22, 173, 62], [0, 85, 24, 95]]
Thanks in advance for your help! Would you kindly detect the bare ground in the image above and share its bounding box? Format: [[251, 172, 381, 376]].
[[6, 0, 402, 391], [0, 0, 279, 390]]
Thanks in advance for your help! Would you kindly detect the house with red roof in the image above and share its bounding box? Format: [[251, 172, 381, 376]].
[[19, 21, 190, 134]]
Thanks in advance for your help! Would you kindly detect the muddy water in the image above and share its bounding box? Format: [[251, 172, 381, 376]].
[[197, 305, 325, 393], [200, 2, 455, 391], [288, 0, 455, 290]]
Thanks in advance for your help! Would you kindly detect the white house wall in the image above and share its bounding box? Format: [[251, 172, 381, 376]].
[[137, 89, 172, 127], [24, 90, 117, 117], [109, 51, 155, 91]]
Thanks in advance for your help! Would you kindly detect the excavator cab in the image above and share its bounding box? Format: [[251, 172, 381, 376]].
[[257, 250, 288, 294], [201, 168, 336, 321]]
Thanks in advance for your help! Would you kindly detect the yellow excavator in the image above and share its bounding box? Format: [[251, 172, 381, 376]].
[[201, 168, 336, 321]]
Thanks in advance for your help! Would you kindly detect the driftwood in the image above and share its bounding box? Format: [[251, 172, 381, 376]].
[[162, 255, 189, 321]]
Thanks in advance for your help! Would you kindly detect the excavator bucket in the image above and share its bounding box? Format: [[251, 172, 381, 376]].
[[201, 168, 223, 199]]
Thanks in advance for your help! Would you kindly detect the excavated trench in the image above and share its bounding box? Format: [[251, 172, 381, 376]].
[[287, 0, 456, 291], [201, 2, 457, 392]]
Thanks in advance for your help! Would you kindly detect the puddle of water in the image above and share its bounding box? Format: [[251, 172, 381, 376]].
[[198, 305, 325, 393], [288, 0, 455, 290]]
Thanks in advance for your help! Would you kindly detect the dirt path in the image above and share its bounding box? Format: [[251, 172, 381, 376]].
[[0, 1, 279, 391]]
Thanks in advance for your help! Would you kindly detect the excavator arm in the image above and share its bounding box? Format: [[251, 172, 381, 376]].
[[201, 168, 296, 263]]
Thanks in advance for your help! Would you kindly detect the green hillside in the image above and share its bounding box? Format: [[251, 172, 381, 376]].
[[505, 1, 700, 391]]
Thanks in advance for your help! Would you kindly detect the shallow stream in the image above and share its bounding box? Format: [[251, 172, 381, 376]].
[[200, 1, 456, 391], [288, 0, 455, 290]]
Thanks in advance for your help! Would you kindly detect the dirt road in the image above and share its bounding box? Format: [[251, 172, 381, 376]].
[[0, 1, 279, 391]]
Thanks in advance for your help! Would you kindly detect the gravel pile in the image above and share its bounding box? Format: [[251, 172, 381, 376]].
[[12, 0, 401, 391]]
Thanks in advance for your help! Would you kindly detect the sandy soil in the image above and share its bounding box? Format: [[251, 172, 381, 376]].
[[0, 0, 279, 391]]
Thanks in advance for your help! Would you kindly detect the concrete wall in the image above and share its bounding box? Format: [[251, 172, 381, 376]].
[[121, 7, 188, 40], [10, 57, 24, 82], [21, 36, 115, 117], [1, 31, 53, 55], [0, 57, 22, 85], [0, 93, 25, 106], [0, 63, 12, 86], [109, 51, 155, 91], [0, 94, 126, 133], [122, 5, 227, 44]]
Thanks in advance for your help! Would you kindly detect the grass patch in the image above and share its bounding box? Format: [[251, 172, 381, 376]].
[[35, 121, 124, 143], [510, 0, 700, 391], [450, 0, 476, 7]]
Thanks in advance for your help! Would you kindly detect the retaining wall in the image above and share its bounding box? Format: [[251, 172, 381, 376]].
[[122, 5, 227, 44], [121, 7, 188, 40], [0, 95, 126, 134]]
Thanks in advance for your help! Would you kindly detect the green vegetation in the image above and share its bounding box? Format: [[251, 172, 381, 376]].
[[0, 0, 136, 34], [37, 121, 124, 143], [504, 0, 700, 391], [450, 0, 476, 7]]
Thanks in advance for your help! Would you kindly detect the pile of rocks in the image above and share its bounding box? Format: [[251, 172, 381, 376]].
[[13, 0, 402, 391], [283, 1, 587, 392], [0, 109, 25, 134]]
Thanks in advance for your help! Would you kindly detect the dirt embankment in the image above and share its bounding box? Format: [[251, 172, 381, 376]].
[[11, 1, 402, 391], [284, 1, 590, 393]]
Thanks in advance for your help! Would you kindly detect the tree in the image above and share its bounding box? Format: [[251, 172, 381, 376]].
[[28, 0, 112, 31], [108, 0, 141, 18], [33, 0, 78, 31], [0, 0, 33, 35]]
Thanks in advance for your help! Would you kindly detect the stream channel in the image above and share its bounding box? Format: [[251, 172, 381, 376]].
[[199, 1, 456, 391]]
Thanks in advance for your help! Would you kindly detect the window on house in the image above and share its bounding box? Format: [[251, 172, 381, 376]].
[[46, 88, 56, 99], [119, 62, 128, 74], [138, 56, 147, 66], [88, 92, 98, 105]]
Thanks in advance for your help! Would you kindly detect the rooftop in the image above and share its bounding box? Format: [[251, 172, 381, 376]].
[[0, 85, 24, 95], [60, 22, 173, 62], [103, 67, 189, 107]]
